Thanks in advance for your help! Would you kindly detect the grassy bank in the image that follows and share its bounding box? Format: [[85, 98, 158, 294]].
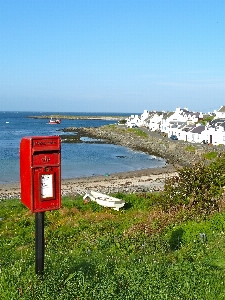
[[1, 192, 225, 299]]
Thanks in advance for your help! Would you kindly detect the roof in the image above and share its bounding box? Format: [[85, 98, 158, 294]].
[[182, 125, 195, 132], [218, 106, 225, 113], [182, 111, 200, 118], [191, 125, 205, 134], [178, 123, 187, 129], [162, 112, 174, 119], [210, 118, 225, 126]]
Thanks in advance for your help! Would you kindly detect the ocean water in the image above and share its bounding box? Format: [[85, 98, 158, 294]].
[[0, 111, 166, 184]]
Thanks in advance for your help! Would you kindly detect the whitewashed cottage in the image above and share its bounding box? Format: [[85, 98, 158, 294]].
[[126, 114, 141, 128], [214, 106, 225, 119], [147, 112, 164, 131]]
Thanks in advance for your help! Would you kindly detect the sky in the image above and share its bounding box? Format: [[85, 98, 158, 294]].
[[0, 0, 224, 113]]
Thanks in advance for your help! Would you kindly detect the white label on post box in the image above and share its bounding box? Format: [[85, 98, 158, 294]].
[[41, 174, 53, 198]]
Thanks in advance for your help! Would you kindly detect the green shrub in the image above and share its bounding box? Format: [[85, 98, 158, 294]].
[[163, 154, 225, 213], [118, 119, 127, 124]]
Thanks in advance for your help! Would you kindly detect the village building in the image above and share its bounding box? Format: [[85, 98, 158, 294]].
[[125, 105, 225, 145]]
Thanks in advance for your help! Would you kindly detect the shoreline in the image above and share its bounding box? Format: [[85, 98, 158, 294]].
[[0, 164, 177, 200]]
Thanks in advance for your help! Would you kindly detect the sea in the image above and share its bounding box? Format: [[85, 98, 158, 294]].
[[0, 111, 166, 184]]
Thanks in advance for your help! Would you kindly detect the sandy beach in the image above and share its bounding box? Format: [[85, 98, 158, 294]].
[[0, 164, 177, 200]]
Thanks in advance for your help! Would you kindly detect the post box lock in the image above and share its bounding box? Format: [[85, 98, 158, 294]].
[[20, 136, 61, 213]]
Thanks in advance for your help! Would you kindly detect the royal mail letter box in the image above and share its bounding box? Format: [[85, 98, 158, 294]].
[[20, 136, 61, 213]]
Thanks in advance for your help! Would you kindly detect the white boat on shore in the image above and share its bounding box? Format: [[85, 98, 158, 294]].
[[83, 190, 125, 211]]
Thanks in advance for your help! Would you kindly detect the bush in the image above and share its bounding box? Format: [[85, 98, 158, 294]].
[[163, 154, 225, 213], [118, 119, 127, 124]]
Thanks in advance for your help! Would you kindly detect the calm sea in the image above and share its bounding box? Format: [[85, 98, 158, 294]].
[[0, 111, 166, 184]]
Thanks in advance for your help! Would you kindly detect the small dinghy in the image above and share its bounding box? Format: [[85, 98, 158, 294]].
[[83, 190, 125, 211]]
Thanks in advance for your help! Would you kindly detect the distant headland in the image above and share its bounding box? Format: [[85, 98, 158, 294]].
[[28, 115, 126, 121]]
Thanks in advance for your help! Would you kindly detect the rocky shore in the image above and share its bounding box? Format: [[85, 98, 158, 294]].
[[61, 125, 225, 167]]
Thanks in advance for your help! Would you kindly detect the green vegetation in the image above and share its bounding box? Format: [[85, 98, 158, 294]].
[[127, 128, 148, 137], [163, 154, 225, 213], [118, 119, 127, 124], [200, 116, 214, 126], [1, 155, 225, 299], [104, 125, 148, 137], [184, 145, 196, 152], [203, 151, 218, 160], [105, 124, 117, 128]]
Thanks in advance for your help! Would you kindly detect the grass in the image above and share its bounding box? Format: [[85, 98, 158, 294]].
[[127, 128, 148, 137], [184, 145, 196, 152], [1, 194, 225, 299], [203, 151, 218, 160], [104, 125, 148, 137]]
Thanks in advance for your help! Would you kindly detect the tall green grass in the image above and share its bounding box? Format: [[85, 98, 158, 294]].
[[1, 194, 225, 299]]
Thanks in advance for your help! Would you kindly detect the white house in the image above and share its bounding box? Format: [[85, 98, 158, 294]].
[[188, 124, 206, 143], [125, 106, 225, 145], [140, 110, 150, 126], [162, 108, 189, 136], [214, 106, 225, 119], [173, 108, 225, 145], [126, 110, 152, 128], [126, 114, 141, 128], [147, 112, 164, 131], [204, 119, 225, 145], [161, 112, 174, 133]]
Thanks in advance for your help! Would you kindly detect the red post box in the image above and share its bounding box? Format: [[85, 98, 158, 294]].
[[20, 136, 61, 213]]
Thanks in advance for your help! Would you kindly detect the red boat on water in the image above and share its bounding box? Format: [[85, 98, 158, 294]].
[[49, 118, 61, 124]]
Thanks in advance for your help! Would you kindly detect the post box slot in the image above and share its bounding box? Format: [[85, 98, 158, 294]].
[[32, 138, 60, 151]]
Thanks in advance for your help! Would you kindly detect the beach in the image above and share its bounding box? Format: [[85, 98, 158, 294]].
[[0, 164, 177, 200]]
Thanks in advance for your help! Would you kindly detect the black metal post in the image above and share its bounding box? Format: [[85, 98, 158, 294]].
[[35, 212, 45, 275]]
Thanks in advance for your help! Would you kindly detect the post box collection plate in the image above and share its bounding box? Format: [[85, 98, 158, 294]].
[[41, 174, 54, 198]]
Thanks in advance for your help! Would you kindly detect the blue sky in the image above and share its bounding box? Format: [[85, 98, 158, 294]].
[[0, 0, 224, 113]]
